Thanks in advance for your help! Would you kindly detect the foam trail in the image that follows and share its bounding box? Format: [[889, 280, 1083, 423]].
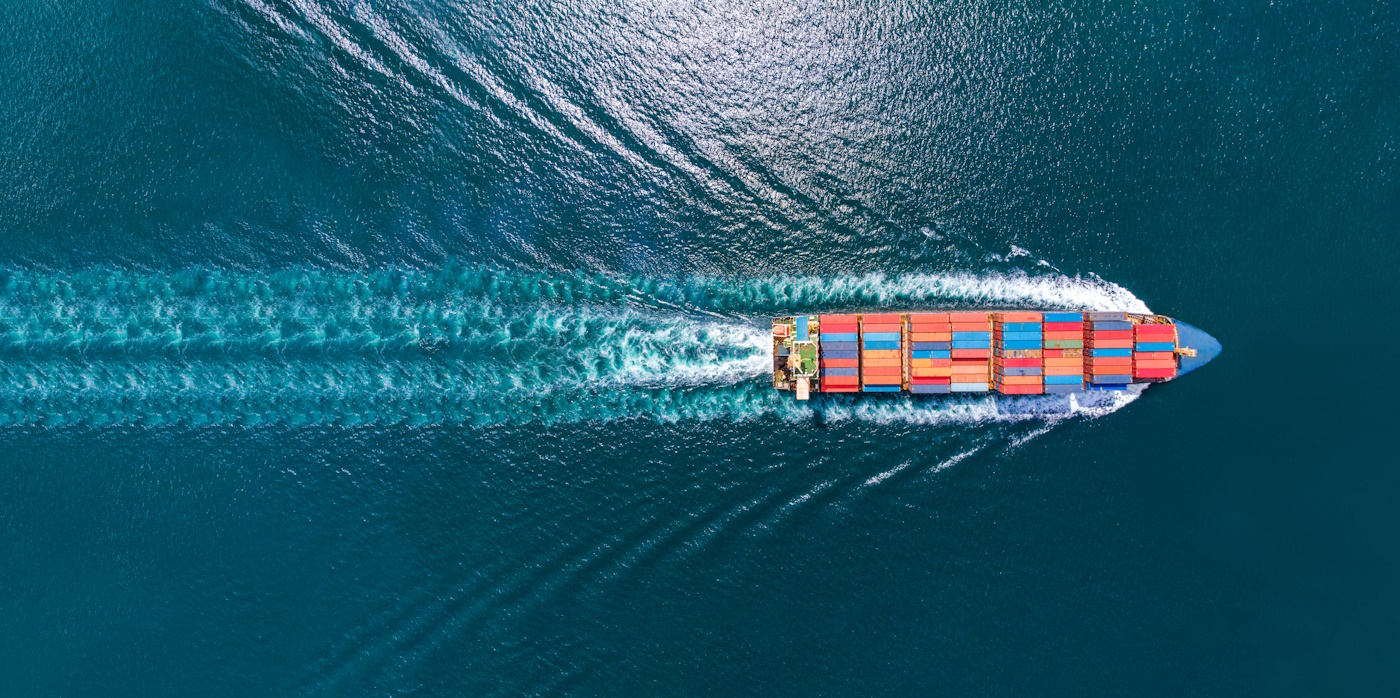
[[0, 266, 1149, 427]]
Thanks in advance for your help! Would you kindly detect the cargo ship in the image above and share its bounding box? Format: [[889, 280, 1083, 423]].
[[772, 311, 1220, 400]]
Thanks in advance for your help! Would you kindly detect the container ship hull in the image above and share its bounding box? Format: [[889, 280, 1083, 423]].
[[772, 311, 1220, 399]]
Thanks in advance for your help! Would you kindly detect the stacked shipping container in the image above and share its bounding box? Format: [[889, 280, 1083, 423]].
[[1042, 312, 1086, 393], [1133, 322, 1178, 380], [861, 314, 903, 393], [818, 314, 859, 393], [993, 312, 1043, 395], [948, 312, 991, 392], [1084, 312, 1132, 389], [907, 313, 952, 395]]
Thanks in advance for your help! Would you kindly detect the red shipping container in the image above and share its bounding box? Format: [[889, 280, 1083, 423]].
[[944, 312, 986, 323], [1043, 349, 1064, 358], [1086, 330, 1132, 340], [909, 313, 949, 323], [910, 322, 953, 332], [911, 376, 951, 385], [862, 314, 901, 324], [995, 358, 1041, 367], [997, 311, 1043, 322], [1086, 356, 1132, 365], [822, 323, 858, 333], [862, 323, 901, 333], [952, 349, 990, 359], [820, 358, 858, 368], [1043, 322, 1082, 332], [1043, 331, 1082, 340], [951, 322, 990, 331], [823, 375, 858, 385], [1132, 359, 1177, 369], [822, 314, 857, 324], [1134, 324, 1176, 335], [823, 385, 859, 393], [1133, 368, 1177, 379], [1133, 351, 1175, 361], [1087, 339, 1133, 349], [998, 384, 1044, 395]]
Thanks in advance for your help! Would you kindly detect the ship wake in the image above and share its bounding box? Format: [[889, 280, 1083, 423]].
[[0, 266, 1146, 427]]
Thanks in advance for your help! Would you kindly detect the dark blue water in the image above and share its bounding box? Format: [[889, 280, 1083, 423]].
[[2, 0, 1397, 694]]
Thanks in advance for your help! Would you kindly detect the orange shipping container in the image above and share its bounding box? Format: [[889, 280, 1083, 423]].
[[822, 314, 857, 324], [997, 311, 1043, 322], [862, 365, 901, 375], [947, 312, 990, 323], [862, 375, 902, 385], [909, 313, 949, 323], [1043, 365, 1083, 375], [1043, 331, 1082, 340], [1086, 357, 1133, 366], [862, 314, 901, 324], [909, 358, 953, 368], [950, 322, 990, 331], [863, 358, 901, 367], [909, 332, 952, 341], [1043, 357, 1085, 367], [911, 367, 952, 377], [999, 375, 1042, 385], [863, 349, 900, 359], [862, 323, 901, 333]]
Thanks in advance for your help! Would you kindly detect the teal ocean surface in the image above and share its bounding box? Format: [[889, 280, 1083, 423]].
[[2, 0, 1397, 694]]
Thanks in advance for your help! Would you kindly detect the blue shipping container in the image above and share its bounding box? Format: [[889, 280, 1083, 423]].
[[1000, 367, 1042, 376], [823, 350, 859, 359], [911, 384, 951, 395], [862, 384, 902, 393], [863, 332, 900, 342], [950, 383, 990, 392], [997, 331, 1041, 341], [1088, 348, 1132, 357], [1135, 342, 1175, 352], [823, 341, 858, 351], [999, 340, 1043, 350], [1000, 322, 1042, 332], [1090, 374, 1132, 384], [910, 350, 952, 359], [1044, 384, 1082, 393], [910, 341, 951, 350], [822, 367, 858, 377], [1044, 375, 1083, 385], [1044, 312, 1084, 323], [951, 331, 991, 341], [951, 340, 992, 349], [820, 332, 857, 342], [862, 341, 900, 350], [1091, 321, 1132, 331]]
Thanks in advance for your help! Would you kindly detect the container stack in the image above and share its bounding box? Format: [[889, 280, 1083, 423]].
[[818, 314, 859, 393], [992, 312, 1043, 395], [860, 313, 904, 393], [1084, 312, 1133, 389], [907, 313, 952, 395], [1041, 311, 1085, 393], [1132, 322, 1178, 380], [947, 312, 992, 392]]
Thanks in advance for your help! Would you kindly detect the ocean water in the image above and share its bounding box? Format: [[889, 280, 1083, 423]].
[[1, 0, 1397, 694]]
